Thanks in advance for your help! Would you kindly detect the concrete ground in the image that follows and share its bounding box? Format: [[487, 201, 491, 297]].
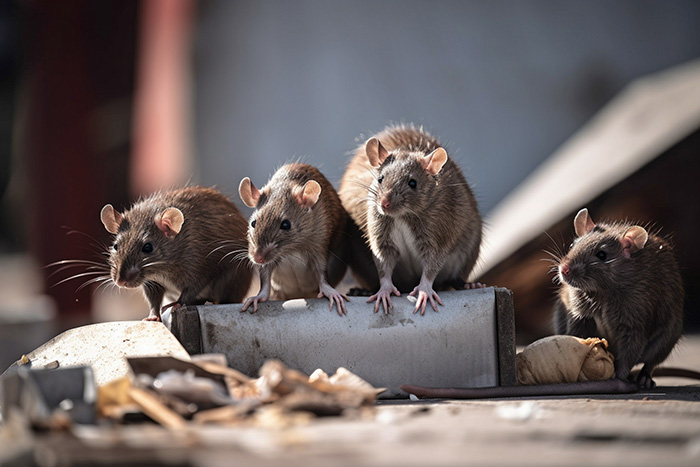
[[2, 336, 699, 467]]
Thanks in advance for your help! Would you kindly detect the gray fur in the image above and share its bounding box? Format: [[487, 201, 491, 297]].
[[554, 211, 684, 388], [339, 124, 482, 294]]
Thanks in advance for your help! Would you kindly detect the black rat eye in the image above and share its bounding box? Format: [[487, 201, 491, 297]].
[[408, 179, 417, 189], [280, 220, 291, 230], [251, 220, 256, 228], [142, 242, 153, 254], [377, 175, 384, 184], [596, 250, 607, 261], [113, 243, 119, 251]]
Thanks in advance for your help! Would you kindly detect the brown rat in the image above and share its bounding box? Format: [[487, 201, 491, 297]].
[[100, 186, 253, 321], [238, 163, 349, 316], [552, 208, 684, 388], [338, 124, 482, 315]]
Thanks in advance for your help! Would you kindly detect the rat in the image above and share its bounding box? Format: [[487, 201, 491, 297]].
[[100, 186, 253, 321], [238, 163, 350, 316], [552, 208, 684, 388], [338, 124, 483, 315]]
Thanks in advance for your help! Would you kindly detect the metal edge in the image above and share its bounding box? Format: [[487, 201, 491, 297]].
[[170, 306, 203, 356], [495, 288, 517, 386]]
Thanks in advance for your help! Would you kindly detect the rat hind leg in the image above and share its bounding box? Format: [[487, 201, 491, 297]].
[[636, 364, 656, 389]]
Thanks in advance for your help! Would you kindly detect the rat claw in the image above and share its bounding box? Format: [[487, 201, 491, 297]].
[[242, 293, 267, 313], [411, 285, 442, 315], [368, 283, 400, 315], [319, 285, 349, 317]]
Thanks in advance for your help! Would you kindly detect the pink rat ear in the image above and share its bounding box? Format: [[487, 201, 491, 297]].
[[621, 226, 648, 258], [420, 147, 448, 176], [365, 138, 390, 168], [574, 208, 596, 237], [297, 180, 321, 208], [239, 177, 261, 208], [155, 207, 184, 238], [100, 204, 123, 234]]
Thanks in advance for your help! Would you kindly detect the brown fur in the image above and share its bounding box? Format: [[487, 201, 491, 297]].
[[102, 186, 253, 320], [241, 163, 349, 313], [339, 124, 482, 310]]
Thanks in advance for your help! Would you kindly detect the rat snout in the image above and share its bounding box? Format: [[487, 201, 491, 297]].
[[381, 196, 392, 210], [117, 266, 141, 288], [252, 251, 266, 264], [560, 263, 570, 277], [558, 262, 571, 285], [251, 245, 274, 265]]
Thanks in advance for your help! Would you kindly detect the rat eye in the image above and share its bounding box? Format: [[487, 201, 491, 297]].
[[142, 242, 154, 254], [251, 220, 256, 228], [595, 250, 607, 261], [280, 220, 291, 230], [377, 175, 384, 184], [408, 179, 417, 189], [113, 243, 119, 251]]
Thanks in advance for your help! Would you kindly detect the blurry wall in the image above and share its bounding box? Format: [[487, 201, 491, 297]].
[[192, 0, 700, 216], [2, 0, 700, 326]]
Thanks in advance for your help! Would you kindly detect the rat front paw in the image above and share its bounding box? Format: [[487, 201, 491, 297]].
[[367, 284, 400, 315], [409, 285, 444, 315], [318, 283, 349, 317], [152, 301, 181, 321], [241, 293, 268, 313]]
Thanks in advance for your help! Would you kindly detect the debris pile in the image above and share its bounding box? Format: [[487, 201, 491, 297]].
[[2, 354, 385, 432]]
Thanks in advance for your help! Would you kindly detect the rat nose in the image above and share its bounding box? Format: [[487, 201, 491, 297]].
[[381, 196, 391, 210], [117, 267, 140, 287], [253, 251, 266, 264], [125, 268, 139, 281], [560, 263, 570, 276]]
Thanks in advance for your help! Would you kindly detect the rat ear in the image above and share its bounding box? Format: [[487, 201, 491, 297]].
[[100, 204, 123, 234], [365, 138, 389, 168], [297, 180, 321, 208], [621, 226, 648, 257], [421, 147, 448, 176], [156, 207, 184, 238], [239, 177, 261, 208], [574, 208, 596, 237]]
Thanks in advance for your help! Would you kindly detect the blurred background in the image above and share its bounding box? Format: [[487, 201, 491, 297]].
[[1, 0, 700, 370]]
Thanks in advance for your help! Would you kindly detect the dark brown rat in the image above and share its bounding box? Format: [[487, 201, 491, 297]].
[[100, 186, 253, 321], [238, 163, 349, 316], [338, 124, 482, 315], [552, 208, 684, 388]]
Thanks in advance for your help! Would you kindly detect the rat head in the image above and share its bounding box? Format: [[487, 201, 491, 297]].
[[100, 202, 184, 288], [365, 137, 448, 217], [558, 208, 648, 292], [239, 173, 321, 266]]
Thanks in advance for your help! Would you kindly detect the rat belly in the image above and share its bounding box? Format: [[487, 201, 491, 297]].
[[270, 256, 319, 299], [389, 218, 464, 287], [390, 218, 424, 285]]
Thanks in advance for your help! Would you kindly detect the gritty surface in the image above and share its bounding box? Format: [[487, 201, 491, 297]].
[[3, 336, 700, 467]]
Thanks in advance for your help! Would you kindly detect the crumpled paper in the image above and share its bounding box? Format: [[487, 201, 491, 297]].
[[516, 335, 615, 385]]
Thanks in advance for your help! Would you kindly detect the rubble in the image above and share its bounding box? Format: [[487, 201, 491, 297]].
[[2, 352, 384, 437]]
